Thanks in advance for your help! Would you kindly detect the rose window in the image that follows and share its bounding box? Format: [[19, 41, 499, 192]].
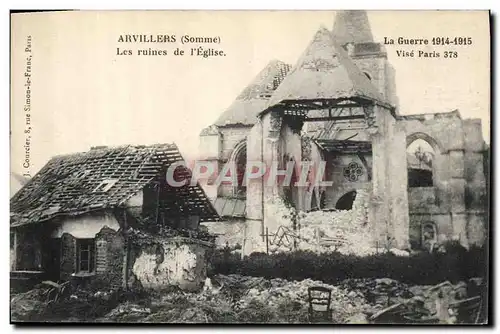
[[343, 162, 363, 182]]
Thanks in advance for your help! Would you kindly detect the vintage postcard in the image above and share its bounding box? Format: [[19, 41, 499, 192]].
[[10, 10, 490, 324]]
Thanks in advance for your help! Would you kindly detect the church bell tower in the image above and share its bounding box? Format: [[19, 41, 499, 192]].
[[332, 10, 399, 110]]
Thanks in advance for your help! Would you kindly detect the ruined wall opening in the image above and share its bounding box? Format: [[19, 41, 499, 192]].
[[421, 222, 438, 252], [310, 191, 319, 211], [320, 191, 326, 209], [284, 155, 300, 209], [407, 138, 435, 188], [335, 190, 357, 210], [231, 141, 247, 198]]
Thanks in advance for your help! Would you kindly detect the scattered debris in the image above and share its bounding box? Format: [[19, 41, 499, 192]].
[[10, 275, 486, 324]]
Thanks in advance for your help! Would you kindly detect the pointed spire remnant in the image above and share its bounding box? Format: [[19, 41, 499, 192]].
[[332, 10, 375, 46], [265, 26, 385, 108]]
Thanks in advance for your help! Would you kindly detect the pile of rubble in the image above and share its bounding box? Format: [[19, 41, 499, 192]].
[[297, 189, 382, 256], [212, 274, 367, 322], [264, 190, 383, 256], [338, 277, 485, 324], [11, 275, 485, 324]]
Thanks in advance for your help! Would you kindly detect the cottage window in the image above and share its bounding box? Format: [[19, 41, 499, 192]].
[[77, 239, 95, 273]]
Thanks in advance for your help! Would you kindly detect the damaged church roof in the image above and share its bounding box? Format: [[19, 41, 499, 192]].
[[10, 143, 220, 227], [214, 60, 292, 126], [265, 27, 387, 110]]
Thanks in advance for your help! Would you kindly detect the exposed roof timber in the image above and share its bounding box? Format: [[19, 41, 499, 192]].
[[274, 97, 380, 123], [305, 114, 365, 122], [283, 103, 360, 111], [314, 139, 372, 154], [279, 96, 375, 109]]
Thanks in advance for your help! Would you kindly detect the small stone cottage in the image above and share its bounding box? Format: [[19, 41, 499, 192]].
[[10, 144, 220, 291]]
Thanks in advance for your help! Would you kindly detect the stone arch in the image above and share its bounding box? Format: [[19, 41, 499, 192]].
[[335, 190, 357, 210], [406, 134, 439, 188], [229, 139, 247, 197], [406, 132, 443, 154]]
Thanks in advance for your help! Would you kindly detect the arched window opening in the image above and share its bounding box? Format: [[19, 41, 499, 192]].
[[319, 191, 326, 209], [233, 143, 247, 198], [283, 156, 299, 208], [407, 139, 435, 187], [335, 190, 357, 210], [421, 222, 438, 252], [310, 191, 319, 212]]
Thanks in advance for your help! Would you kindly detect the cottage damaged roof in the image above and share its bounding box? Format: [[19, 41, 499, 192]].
[[266, 27, 387, 109], [214, 60, 292, 127], [10, 144, 220, 227]]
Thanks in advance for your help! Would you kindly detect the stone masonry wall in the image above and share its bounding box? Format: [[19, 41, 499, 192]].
[[201, 219, 246, 249], [95, 227, 125, 289], [60, 232, 76, 281], [298, 188, 377, 255], [130, 237, 211, 292]]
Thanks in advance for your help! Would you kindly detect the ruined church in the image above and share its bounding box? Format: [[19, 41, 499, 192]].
[[198, 11, 488, 255]]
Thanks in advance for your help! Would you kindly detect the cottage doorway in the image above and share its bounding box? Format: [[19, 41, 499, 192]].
[[45, 239, 61, 282]]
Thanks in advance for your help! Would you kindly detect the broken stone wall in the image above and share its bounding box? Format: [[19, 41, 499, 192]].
[[201, 219, 246, 249], [400, 114, 487, 249], [323, 152, 372, 209], [95, 227, 125, 289], [130, 237, 211, 292], [296, 188, 375, 255], [262, 188, 382, 256]]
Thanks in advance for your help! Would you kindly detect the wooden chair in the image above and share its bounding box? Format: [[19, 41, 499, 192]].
[[308, 286, 332, 322]]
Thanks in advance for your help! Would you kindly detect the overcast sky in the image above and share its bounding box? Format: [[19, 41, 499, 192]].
[[11, 11, 490, 178]]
